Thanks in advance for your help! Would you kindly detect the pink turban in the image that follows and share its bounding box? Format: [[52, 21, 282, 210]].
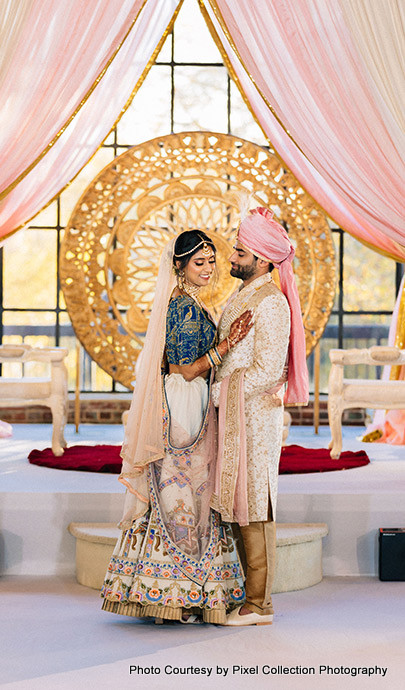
[[238, 207, 309, 405]]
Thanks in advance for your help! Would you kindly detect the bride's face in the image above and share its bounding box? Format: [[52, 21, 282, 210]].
[[183, 248, 216, 287]]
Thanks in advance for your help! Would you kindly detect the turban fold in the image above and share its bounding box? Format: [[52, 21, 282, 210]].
[[238, 207, 309, 405]]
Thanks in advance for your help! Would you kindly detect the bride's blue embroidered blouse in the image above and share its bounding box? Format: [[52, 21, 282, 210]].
[[166, 295, 216, 365]]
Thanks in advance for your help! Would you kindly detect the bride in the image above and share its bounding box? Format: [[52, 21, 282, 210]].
[[101, 230, 252, 624]]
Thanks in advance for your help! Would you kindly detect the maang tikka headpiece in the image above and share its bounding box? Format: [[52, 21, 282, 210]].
[[200, 236, 213, 257], [174, 234, 214, 258]]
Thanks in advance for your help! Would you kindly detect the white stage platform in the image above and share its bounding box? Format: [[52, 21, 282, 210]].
[[1, 424, 404, 578]]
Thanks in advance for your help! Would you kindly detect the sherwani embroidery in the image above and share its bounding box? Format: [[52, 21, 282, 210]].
[[212, 273, 290, 522], [212, 273, 290, 616]]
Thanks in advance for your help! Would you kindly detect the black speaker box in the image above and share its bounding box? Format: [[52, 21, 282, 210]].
[[379, 528, 405, 581]]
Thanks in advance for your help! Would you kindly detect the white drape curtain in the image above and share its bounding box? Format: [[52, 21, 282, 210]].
[[340, 0, 405, 133], [0, 0, 181, 239], [203, 0, 405, 261]]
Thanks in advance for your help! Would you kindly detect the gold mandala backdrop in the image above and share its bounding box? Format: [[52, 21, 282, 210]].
[[60, 131, 336, 389]]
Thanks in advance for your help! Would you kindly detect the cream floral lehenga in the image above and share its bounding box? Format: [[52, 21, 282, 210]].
[[101, 239, 245, 623]]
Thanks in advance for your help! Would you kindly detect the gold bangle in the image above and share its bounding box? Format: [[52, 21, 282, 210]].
[[214, 345, 222, 362], [208, 347, 222, 367], [206, 351, 215, 368]]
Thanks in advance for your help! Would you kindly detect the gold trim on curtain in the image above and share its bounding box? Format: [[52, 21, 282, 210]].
[[206, 1, 308, 158], [0, 0, 149, 203], [2, 1, 184, 242], [200, 1, 404, 264], [198, 2, 319, 197]]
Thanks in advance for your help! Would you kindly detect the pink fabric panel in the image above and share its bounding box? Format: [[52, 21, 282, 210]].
[[207, 1, 405, 257], [376, 409, 405, 445], [234, 370, 248, 525], [216, 372, 249, 526], [0, 0, 180, 239], [0, 0, 146, 196]]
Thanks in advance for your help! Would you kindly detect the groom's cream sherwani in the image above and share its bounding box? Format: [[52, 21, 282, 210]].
[[212, 273, 290, 521]]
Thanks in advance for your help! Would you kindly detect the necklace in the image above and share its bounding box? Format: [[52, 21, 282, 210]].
[[178, 278, 217, 334], [181, 279, 205, 311]]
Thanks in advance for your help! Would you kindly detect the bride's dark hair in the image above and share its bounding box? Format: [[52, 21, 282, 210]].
[[173, 230, 216, 271]]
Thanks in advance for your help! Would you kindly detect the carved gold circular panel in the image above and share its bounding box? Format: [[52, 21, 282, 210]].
[[60, 131, 336, 389]]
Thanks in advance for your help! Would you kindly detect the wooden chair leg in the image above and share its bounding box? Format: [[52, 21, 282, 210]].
[[328, 397, 343, 459]]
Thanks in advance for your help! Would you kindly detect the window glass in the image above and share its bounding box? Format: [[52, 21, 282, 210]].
[[343, 234, 396, 311], [173, 66, 228, 132], [91, 359, 114, 392], [230, 81, 268, 146], [59, 311, 77, 390], [307, 314, 338, 394], [3, 229, 57, 309], [28, 201, 57, 227], [2, 311, 56, 378], [155, 30, 172, 62], [103, 132, 115, 145], [342, 313, 391, 381], [116, 66, 171, 145], [174, 0, 222, 63]]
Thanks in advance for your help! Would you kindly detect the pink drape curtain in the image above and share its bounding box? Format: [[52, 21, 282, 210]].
[[0, 0, 145, 197], [204, 0, 405, 261], [0, 0, 180, 240]]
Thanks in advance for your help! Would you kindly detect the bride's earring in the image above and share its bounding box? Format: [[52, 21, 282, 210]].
[[178, 270, 185, 290]]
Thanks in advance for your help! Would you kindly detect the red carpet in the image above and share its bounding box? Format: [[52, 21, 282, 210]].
[[279, 445, 369, 473], [28, 444, 370, 474]]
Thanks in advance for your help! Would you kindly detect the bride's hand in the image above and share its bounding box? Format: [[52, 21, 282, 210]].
[[228, 310, 254, 348]]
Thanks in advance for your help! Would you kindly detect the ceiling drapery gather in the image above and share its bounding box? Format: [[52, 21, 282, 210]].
[[1, 0, 403, 262]]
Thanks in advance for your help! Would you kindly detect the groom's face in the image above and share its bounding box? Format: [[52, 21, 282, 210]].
[[229, 241, 258, 281]]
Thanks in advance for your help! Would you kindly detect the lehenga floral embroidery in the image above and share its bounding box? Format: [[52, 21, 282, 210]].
[[148, 467, 218, 585], [101, 508, 245, 614]]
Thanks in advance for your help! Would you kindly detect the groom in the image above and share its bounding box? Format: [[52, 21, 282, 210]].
[[211, 207, 308, 626]]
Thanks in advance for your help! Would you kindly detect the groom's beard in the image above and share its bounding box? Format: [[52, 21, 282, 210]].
[[230, 258, 257, 281]]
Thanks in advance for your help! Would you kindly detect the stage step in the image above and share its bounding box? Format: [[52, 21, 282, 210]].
[[68, 521, 328, 593]]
